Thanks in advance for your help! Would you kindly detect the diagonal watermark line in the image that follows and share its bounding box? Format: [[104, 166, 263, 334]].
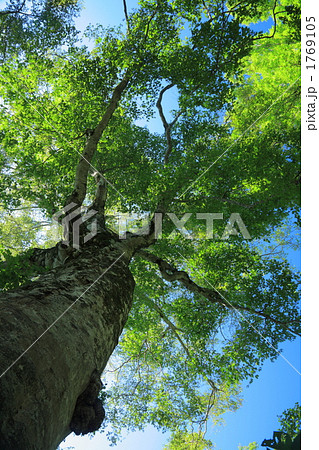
[[0, 252, 126, 379], [178, 76, 301, 200], [177, 252, 301, 376], [0, 73, 126, 201]]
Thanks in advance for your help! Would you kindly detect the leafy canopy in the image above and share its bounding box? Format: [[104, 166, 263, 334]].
[[0, 0, 300, 445], [0, 0, 80, 61]]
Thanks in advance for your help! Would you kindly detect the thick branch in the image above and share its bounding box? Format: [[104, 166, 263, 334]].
[[89, 172, 107, 215], [120, 200, 168, 255], [138, 250, 224, 304], [66, 74, 130, 208], [137, 250, 300, 336], [156, 83, 183, 164]]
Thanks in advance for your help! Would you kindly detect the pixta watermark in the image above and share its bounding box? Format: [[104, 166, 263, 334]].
[[53, 203, 98, 249], [117, 212, 251, 240], [53, 205, 251, 248]]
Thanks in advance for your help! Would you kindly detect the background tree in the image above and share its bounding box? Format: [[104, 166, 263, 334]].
[[277, 402, 301, 440], [0, 0, 80, 61], [0, 0, 300, 448], [163, 430, 214, 449], [238, 443, 258, 450], [260, 403, 301, 450]]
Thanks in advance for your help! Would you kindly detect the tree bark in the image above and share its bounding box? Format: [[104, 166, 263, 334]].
[[0, 237, 135, 449]]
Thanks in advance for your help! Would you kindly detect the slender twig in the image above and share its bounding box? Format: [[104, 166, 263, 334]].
[[143, 8, 158, 42], [199, 387, 216, 427], [0, 0, 28, 16], [253, 0, 281, 41], [224, 0, 248, 16], [105, 355, 134, 373], [143, 296, 190, 356], [122, 0, 130, 32], [0, 206, 42, 211], [0, 10, 32, 16], [201, 0, 213, 20], [173, 195, 256, 209]]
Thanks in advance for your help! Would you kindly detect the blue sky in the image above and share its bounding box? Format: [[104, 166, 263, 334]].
[[61, 336, 300, 449], [60, 2, 301, 448]]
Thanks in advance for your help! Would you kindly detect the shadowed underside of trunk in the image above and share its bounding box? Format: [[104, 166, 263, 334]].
[[0, 240, 134, 449]]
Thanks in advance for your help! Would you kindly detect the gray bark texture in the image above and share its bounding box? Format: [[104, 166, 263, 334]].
[[0, 236, 135, 449]]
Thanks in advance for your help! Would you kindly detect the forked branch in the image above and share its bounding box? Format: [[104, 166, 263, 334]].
[[156, 83, 183, 164]]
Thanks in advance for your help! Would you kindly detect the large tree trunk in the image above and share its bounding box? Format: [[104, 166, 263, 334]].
[[0, 237, 135, 449]]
